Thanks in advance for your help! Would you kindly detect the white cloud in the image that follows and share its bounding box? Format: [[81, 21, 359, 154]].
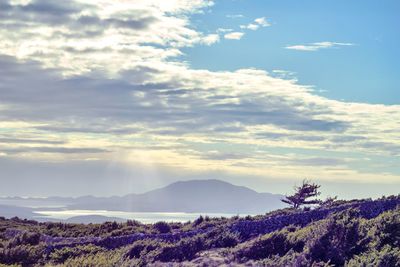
[[0, 0, 398, 189], [201, 33, 220, 45], [241, 17, 271, 31], [224, 32, 244, 40], [226, 14, 244, 19], [241, 23, 259, 30], [254, 17, 270, 27], [217, 28, 233, 33], [0, 0, 216, 76], [285, 42, 354, 51]]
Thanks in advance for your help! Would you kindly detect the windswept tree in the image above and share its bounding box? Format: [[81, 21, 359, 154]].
[[282, 179, 321, 209]]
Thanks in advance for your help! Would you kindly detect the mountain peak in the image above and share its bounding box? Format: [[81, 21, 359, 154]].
[[161, 179, 257, 194]]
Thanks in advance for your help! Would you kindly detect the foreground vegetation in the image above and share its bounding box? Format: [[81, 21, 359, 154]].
[[0, 196, 398, 266]]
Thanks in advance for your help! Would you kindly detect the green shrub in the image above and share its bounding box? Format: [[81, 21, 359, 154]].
[[259, 250, 333, 267], [368, 208, 400, 249], [60, 250, 126, 267], [153, 221, 171, 234], [235, 230, 292, 261], [205, 228, 240, 248], [193, 216, 204, 226], [49, 245, 105, 264], [0, 244, 45, 266], [306, 210, 368, 266], [153, 236, 205, 262], [127, 240, 160, 259], [346, 245, 400, 267]]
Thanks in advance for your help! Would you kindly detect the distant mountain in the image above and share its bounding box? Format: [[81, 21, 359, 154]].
[[67, 179, 286, 214], [0, 180, 286, 216]]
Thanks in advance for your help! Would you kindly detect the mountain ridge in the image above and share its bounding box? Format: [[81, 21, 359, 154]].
[[0, 179, 286, 215], [67, 179, 285, 213]]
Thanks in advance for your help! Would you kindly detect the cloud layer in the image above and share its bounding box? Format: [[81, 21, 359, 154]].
[[0, 0, 217, 75], [0, 0, 399, 196], [285, 42, 354, 51]]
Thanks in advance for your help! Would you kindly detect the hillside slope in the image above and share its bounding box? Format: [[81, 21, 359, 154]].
[[0, 196, 398, 266]]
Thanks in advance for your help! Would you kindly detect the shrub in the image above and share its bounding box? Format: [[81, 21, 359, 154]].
[[193, 216, 204, 226], [346, 245, 400, 267], [49, 245, 105, 264], [61, 250, 126, 267], [259, 250, 333, 267], [126, 220, 142, 227], [127, 240, 160, 259], [7, 232, 41, 247], [235, 230, 291, 261], [368, 208, 400, 249], [153, 221, 171, 234], [306, 210, 368, 266], [153, 236, 205, 262], [205, 228, 240, 248], [0, 244, 45, 266]]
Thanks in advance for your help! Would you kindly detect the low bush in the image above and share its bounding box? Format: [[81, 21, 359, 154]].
[[235, 229, 293, 261], [49, 244, 106, 264], [346, 245, 400, 267], [153, 221, 171, 234]]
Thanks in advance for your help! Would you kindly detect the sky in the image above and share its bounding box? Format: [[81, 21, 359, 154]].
[[0, 0, 399, 199]]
